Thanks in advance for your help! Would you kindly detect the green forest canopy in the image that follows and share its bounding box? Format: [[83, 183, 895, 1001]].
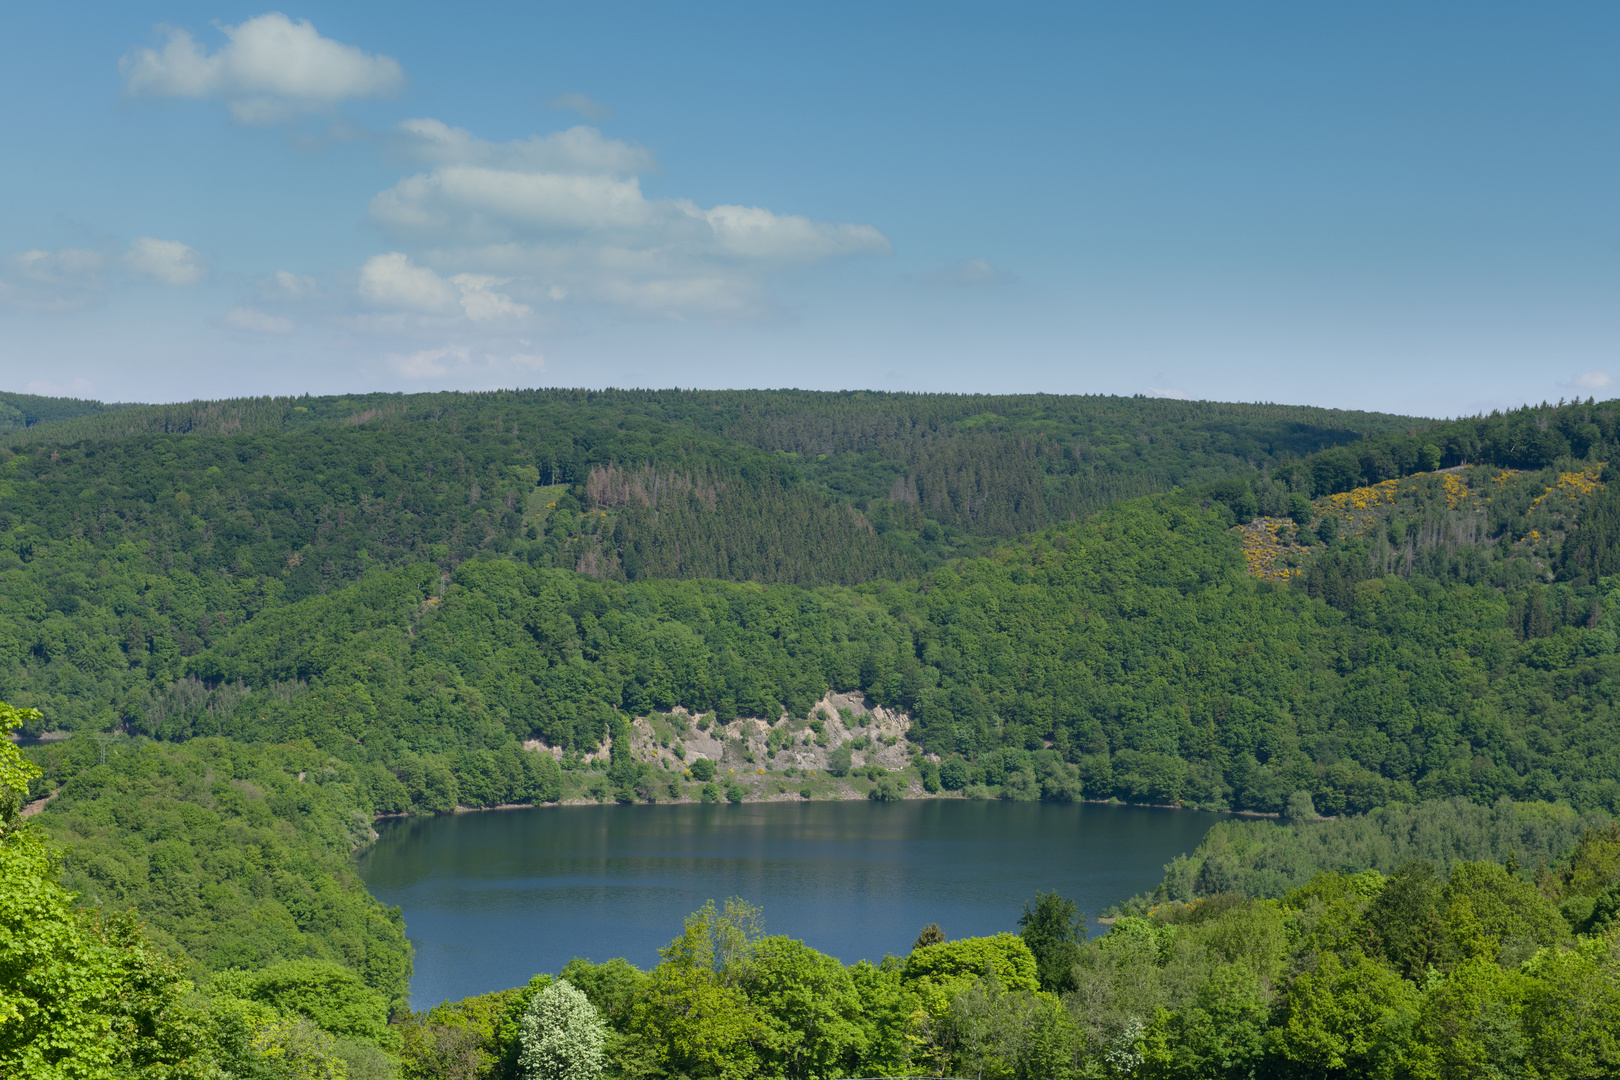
[[10, 386, 1620, 1076]]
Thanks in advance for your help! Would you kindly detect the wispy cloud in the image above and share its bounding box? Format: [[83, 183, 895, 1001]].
[[1, 239, 203, 309], [125, 238, 206, 285], [386, 345, 545, 381], [920, 258, 999, 286], [548, 92, 615, 122], [223, 306, 295, 334]]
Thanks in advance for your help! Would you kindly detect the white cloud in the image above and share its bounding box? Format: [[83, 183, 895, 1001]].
[[0, 248, 107, 310], [393, 119, 652, 174], [1144, 386, 1193, 400], [371, 168, 659, 238], [120, 13, 404, 124], [261, 270, 319, 301], [15, 248, 104, 281], [357, 253, 531, 322], [224, 306, 295, 333], [125, 238, 206, 285], [548, 93, 615, 121], [702, 204, 891, 262], [921, 258, 998, 285], [365, 120, 891, 317], [450, 274, 532, 321], [1572, 370, 1614, 392], [358, 252, 457, 312]]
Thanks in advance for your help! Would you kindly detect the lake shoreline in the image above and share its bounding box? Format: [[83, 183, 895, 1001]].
[[373, 792, 1278, 821]]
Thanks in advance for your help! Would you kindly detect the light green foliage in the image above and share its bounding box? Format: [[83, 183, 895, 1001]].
[[0, 701, 42, 831], [741, 938, 869, 1080], [1439, 861, 1566, 965], [1270, 950, 1421, 1078], [902, 933, 1040, 993], [627, 900, 767, 1080], [1139, 964, 1270, 1080], [29, 737, 411, 1005], [1407, 956, 1531, 1080], [557, 957, 646, 1030], [251, 1015, 351, 1080], [396, 983, 523, 1080], [212, 958, 394, 1046], [1538, 821, 1620, 901], [0, 700, 217, 1079], [518, 980, 606, 1080], [932, 977, 1080, 1080], [1520, 933, 1620, 1079], [1132, 797, 1605, 908]]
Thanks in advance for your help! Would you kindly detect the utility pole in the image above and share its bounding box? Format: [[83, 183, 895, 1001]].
[[91, 733, 119, 765]]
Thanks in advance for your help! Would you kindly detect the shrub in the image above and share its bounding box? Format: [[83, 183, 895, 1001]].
[[921, 762, 941, 793], [211, 958, 392, 1045], [827, 746, 853, 777], [688, 758, 716, 782], [869, 775, 905, 802], [725, 783, 746, 804], [939, 758, 970, 790]]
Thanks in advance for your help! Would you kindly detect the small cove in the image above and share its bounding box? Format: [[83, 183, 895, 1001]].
[[358, 799, 1226, 1008]]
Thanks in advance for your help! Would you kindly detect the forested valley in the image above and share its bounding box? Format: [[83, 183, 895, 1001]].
[[9, 386, 1620, 1078]]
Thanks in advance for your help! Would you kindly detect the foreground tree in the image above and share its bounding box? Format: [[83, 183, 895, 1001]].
[[1018, 891, 1086, 993], [0, 701, 215, 1079], [519, 979, 607, 1080]]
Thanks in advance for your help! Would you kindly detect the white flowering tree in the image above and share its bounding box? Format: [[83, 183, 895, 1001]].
[[518, 979, 608, 1080]]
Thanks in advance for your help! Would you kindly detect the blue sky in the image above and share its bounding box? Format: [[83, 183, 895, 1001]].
[[1, 2, 1615, 416]]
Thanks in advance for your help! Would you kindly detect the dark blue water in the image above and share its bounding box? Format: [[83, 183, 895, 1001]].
[[357, 800, 1223, 1008]]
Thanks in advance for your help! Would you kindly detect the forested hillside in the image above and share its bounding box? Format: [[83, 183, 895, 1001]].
[[10, 385, 1620, 1077], [0, 388, 1421, 592]]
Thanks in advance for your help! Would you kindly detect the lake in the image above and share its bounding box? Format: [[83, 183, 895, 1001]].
[[358, 799, 1224, 1008]]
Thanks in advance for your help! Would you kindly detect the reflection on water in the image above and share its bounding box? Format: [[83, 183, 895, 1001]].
[[358, 799, 1223, 1008]]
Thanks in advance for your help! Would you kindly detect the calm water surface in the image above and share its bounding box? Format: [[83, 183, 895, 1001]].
[[358, 800, 1223, 1008]]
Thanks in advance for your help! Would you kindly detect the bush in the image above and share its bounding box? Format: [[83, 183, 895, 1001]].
[[827, 746, 853, 777], [725, 783, 746, 804], [921, 762, 941, 793], [939, 757, 970, 790], [869, 775, 905, 802], [211, 958, 392, 1046], [688, 758, 716, 782], [700, 783, 720, 804]]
